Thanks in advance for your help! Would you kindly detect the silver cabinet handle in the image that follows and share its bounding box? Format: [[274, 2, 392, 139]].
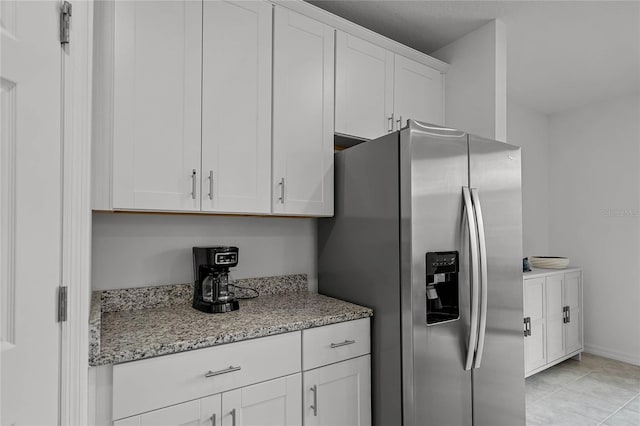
[[230, 408, 236, 426], [278, 178, 285, 204], [310, 385, 318, 417], [210, 413, 216, 426], [567, 306, 571, 323], [462, 187, 480, 371], [208, 170, 214, 200], [471, 188, 488, 368], [396, 115, 403, 130], [204, 365, 241, 378], [330, 339, 355, 348], [191, 169, 197, 199], [388, 113, 394, 132], [562, 306, 567, 324], [523, 318, 528, 337]]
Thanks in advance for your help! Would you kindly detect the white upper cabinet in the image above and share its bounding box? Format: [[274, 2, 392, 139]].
[[272, 6, 335, 217], [112, 1, 202, 211], [201, 1, 272, 214], [334, 31, 444, 141], [335, 32, 394, 140], [393, 54, 444, 130]]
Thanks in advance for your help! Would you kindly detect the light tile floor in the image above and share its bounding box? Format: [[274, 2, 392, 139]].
[[526, 353, 640, 426]]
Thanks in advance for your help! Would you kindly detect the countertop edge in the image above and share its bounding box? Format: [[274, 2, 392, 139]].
[[523, 267, 582, 280]]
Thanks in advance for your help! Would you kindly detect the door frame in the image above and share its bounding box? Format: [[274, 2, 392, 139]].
[[59, 1, 93, 425]]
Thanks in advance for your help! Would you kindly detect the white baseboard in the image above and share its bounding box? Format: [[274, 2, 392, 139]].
[[584, 343, 640, 366]]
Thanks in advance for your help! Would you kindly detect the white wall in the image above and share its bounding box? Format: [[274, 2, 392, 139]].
[[92, 213, 318, 292], [432, 20, 507, 141], [548, 94, 640, 364], [507, 99, 550, 256]]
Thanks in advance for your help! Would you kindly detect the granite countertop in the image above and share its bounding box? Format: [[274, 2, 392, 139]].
[[89, 275, 373, 366]]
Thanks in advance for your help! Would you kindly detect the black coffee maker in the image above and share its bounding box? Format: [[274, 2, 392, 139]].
[[193, 246, 240, 313]]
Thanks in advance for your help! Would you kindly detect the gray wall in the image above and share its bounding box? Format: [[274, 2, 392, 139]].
[[548, 94, 640, 364], [91, 213, 317, 291], [507, 99, 550, 257]]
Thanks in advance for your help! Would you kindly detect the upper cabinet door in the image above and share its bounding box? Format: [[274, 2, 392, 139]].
[[272, 7, 334, 217], [335, 32, 394, 140], [112, 1, 202, 211], [393, 54, 444, 129], [201, 1, 272, 214]]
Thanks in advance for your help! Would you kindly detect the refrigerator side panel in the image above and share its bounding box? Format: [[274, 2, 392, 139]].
[[317, 132, 402, 426], [400, 122, 472, 426], [469, 136, 525, 426]]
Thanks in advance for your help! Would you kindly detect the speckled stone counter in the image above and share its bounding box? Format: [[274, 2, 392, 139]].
[[89, 275, 373, 366]]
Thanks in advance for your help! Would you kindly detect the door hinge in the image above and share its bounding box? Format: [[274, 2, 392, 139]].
[[60, 1, 72, 45], [58, 286, 68, 322]]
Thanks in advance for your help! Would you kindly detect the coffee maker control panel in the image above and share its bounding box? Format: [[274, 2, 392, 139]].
[[215, 252, 237, 265]]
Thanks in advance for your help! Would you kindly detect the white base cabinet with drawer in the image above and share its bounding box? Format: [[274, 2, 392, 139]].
[[523, 268, 583, 377], [95, 319, 371, 426]]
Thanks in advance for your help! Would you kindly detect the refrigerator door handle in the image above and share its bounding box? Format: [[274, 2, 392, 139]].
[[471, 188, 488, 368], [463, 187, 480, 371]]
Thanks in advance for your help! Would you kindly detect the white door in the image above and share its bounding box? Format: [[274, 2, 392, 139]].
[[272, 6, 334, 216], [335, 31, 394, 140], [303, 356, 371, 426], [201, 0, 271, 214], [564, 271, 582, 354], [523, 278, 546, 374], [0, 1, 62, 425], [113, 394, 221, 426], [221, 374, 301, 426], [545, 275, 565, 363], [393, 54, 443, 129], [112, 1, 202, 211]]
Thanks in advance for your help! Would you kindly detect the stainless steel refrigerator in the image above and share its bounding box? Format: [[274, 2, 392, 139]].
[[318, 120, 525, 426]]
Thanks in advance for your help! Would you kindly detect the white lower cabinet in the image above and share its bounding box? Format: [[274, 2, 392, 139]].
[[222, 374, 301, 426], [109, 320, 371, 426], [113, 394, 219, 426], [523, 268, 583, 377], [114, 374, 301, 426], [303, 356, 371, 426]]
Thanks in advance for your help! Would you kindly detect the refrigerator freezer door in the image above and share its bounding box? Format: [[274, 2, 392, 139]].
[[469, 135, 525, 426], [400, 121, 472, 426]]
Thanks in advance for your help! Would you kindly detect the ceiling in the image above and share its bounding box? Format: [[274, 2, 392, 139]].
[[308, 0, 640, 115]]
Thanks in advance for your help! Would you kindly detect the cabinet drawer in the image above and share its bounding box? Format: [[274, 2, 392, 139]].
[[112, 332, 301, 420], [302, 318, 370, 370]]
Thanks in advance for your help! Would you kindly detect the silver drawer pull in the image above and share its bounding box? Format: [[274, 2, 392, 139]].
[[310, 385, 318, 416], [204, 365, 241, 378], [330, 339, 356, 348]]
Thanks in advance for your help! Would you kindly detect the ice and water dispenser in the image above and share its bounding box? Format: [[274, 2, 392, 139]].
[[425, 251, 460, 325]]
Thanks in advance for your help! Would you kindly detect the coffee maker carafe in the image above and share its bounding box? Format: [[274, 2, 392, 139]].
[[193, 246, 240, 313]]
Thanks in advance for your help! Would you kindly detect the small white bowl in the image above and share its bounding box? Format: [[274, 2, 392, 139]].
[[530, 256, 570, 269]]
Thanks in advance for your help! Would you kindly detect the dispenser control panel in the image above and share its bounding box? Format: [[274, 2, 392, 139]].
[[425, 251, 460, 325]]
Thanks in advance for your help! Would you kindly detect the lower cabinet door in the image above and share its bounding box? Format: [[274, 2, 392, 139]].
[[303, 355, 371, 426], [524, 277, 546, 374], [545, 274, 565, 363], [113, 394, 221, 426], [221, 374, 301, 426], [525, 320, 546, 375], [564, 271, 583, 354]]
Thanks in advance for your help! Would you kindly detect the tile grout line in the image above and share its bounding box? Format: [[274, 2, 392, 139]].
[[597, 391, 640, 425], [530, 369, 594, 405]]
